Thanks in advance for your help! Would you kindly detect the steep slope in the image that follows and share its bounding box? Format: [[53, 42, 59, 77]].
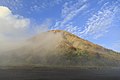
[[0, 30, 120, 67]]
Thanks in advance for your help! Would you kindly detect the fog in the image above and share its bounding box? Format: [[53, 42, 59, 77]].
[[0, 30, 68, 66]]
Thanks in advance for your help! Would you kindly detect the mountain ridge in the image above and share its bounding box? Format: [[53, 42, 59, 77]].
[[0, 30, 120, 67]]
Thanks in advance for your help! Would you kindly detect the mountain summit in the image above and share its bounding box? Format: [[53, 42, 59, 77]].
[[0, 30, 120, 67]]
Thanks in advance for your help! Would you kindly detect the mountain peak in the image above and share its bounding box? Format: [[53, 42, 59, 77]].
[[29, 30, 117, 54]]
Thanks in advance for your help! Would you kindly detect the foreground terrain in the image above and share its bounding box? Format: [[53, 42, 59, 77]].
[[0, 67, 120, 80]]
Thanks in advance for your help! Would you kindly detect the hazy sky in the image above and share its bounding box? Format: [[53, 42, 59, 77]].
[[0, 0, 120, 52]]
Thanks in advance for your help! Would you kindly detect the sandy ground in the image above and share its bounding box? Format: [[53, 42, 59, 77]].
[[0, 67, 120, 80]]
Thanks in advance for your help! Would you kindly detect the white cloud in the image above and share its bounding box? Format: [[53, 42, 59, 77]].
[[64, 22, 81, 35], [61, 0, 87, 26], [30, 0, 63, 12], [80, 2, 120, 39], [61, 0, 87, 18], [0, 0, 23, 11], [97, 0, 105, 4], [0, 6, 30, 35], [0, 6, 30, 51], [61, 4, 87, 27], [0, 6, 12, 17], [0, 5, 31, 50], [53, 0, 88, 32]]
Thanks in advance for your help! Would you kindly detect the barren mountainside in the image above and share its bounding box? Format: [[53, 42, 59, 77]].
[[0, 30, 120, 67]]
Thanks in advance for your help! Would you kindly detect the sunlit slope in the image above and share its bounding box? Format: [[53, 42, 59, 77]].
[[0, 30, 120, 66]]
